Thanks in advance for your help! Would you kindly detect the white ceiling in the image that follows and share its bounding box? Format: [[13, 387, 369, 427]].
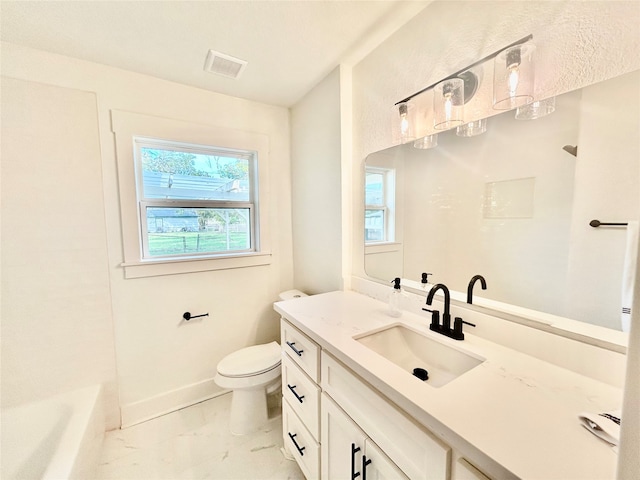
[[0, 1, 425, 107]]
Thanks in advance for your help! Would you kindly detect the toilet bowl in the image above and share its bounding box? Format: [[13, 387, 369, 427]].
[[215, 341, 282, 435], [214, 289, 307, 435]]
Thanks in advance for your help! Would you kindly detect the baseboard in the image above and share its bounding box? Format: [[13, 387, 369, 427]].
[[120, 378, 227, 428]]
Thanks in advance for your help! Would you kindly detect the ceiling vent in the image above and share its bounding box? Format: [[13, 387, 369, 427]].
[[204, 50, 247, 79]]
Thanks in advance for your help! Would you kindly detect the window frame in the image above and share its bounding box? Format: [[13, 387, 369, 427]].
[[365, 166, 396, 244], [112, 110, 271, 278], [133, 137, 258, 260]]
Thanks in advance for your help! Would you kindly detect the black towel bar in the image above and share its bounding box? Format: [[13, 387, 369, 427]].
[[182, 312, 209, 321], [589, 219, 628, 228]]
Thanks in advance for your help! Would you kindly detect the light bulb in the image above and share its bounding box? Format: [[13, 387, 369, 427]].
[[393, 102, 415, 144], [506, 47, 522, 98], [434, 78, 464, 130], [493, 43, 535, 110], [400, 115, 409, 136], [444, 93, 453, 121], [508, 66, 519, 97]]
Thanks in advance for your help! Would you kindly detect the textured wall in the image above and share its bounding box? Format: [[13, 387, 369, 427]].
[[353, 1, 640, 158]]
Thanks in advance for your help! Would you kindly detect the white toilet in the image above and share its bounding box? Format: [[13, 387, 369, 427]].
[[214, 289, 307, 435]]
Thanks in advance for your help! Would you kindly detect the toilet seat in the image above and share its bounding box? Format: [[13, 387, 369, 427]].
[[217, 341, 281, 378]]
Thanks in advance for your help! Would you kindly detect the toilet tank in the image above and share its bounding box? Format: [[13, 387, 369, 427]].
[[278, 289, 308, 301]]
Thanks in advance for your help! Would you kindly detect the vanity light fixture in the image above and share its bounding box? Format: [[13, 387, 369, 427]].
[[515, 96, 556, 120], [394, 37, 534, 107], [456, 118, 488, 137], [434, 78, 465, 130], [414, 134, 438, 149], [393, 34, 533, 143], [392, 102, 416, 145], [493, 44, 536, 110]]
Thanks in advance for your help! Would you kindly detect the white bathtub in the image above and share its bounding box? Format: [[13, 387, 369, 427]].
[[1, 385, 105, 480]]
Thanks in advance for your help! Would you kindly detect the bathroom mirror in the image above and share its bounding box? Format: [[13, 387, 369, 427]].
[[364, 69, 639, 332]]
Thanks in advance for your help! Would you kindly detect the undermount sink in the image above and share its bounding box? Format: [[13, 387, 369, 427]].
[[354, 323, 485, 387]]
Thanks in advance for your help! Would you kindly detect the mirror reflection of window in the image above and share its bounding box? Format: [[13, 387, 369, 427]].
[[365, 167, 395, 243]]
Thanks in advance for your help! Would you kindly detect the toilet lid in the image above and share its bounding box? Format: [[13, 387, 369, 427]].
[[217, 341, 281, 377]]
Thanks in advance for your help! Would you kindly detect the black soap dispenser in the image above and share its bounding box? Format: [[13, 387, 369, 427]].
[[388, 277, 403, 318]]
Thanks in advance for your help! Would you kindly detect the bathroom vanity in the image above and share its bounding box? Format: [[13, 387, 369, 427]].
[[276, 291, 622, 480]]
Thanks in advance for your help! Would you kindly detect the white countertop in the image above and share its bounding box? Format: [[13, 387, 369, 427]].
[[274, 290, 622, 480]]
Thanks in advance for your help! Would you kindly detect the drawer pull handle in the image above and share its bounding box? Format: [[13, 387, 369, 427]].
[[351, 443, 361, 479], [286, 341, 304, 357], [288, 432, 305, 456], [287, 384, 305, 403], [362, 455, 372, 480]]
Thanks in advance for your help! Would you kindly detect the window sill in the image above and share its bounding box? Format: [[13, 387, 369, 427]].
[[121, 252, 272, 279], [365, 242, 402, 255]]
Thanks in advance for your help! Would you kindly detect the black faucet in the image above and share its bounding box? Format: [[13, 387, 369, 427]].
[[423, 283, 475, 341], [467, 275, 487, 304]]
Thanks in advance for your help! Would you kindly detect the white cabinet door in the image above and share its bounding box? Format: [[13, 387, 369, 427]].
[[321, 393, 367, 480], [322, 351, 450, 480], [322, 393, 408, 480], [364, 439, 409, 480]]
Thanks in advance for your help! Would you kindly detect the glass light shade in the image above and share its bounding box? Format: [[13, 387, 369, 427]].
[[515, 96, 556, 120], [493, 44, 536, 110], [456, 119, 487, 137], [433, 78, 465, 130], [391, 102, 416, 144], [413, 134, 438, 149]]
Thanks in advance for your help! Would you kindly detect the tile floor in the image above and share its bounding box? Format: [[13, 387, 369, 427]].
[[96, 393, 305, 479]]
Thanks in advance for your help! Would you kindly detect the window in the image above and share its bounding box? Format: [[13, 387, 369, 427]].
[[112, 110, 271, 278], [134, 138, 258, 260], [365, 167, 395, 243]]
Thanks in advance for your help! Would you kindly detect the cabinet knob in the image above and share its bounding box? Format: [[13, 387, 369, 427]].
[[287, 384, 305, 403], [351, 443, 361, 479], [286, 341, 304, 357], [362, 455, 372, 480], [287, 432, 305, 456]]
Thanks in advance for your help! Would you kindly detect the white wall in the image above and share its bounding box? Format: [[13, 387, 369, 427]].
[[1, 77, 119, 427], [290, 67, 343, 293], [398, 89, 579, 315], [564, 70, 640, 329], [1, 42, 294, 427]]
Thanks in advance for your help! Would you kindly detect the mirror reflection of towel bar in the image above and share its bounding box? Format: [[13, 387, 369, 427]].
[[590, 219, 628, 228]]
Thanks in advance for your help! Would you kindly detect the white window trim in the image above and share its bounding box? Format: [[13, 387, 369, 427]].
[[134, 136, 258, 259], [364, 242, 402, 255], [111, 110, 271, 278], [365, 166, 396, 245]]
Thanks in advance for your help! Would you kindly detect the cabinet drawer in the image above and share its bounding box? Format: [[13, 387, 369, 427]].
[[281, 319, 320, 382], [282, 355, 321, 440], [283, 400, 320, 480], [322, 351, 451, 480]]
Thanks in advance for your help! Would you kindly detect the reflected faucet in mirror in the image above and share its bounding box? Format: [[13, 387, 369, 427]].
[[467, 275, 487, 304]]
